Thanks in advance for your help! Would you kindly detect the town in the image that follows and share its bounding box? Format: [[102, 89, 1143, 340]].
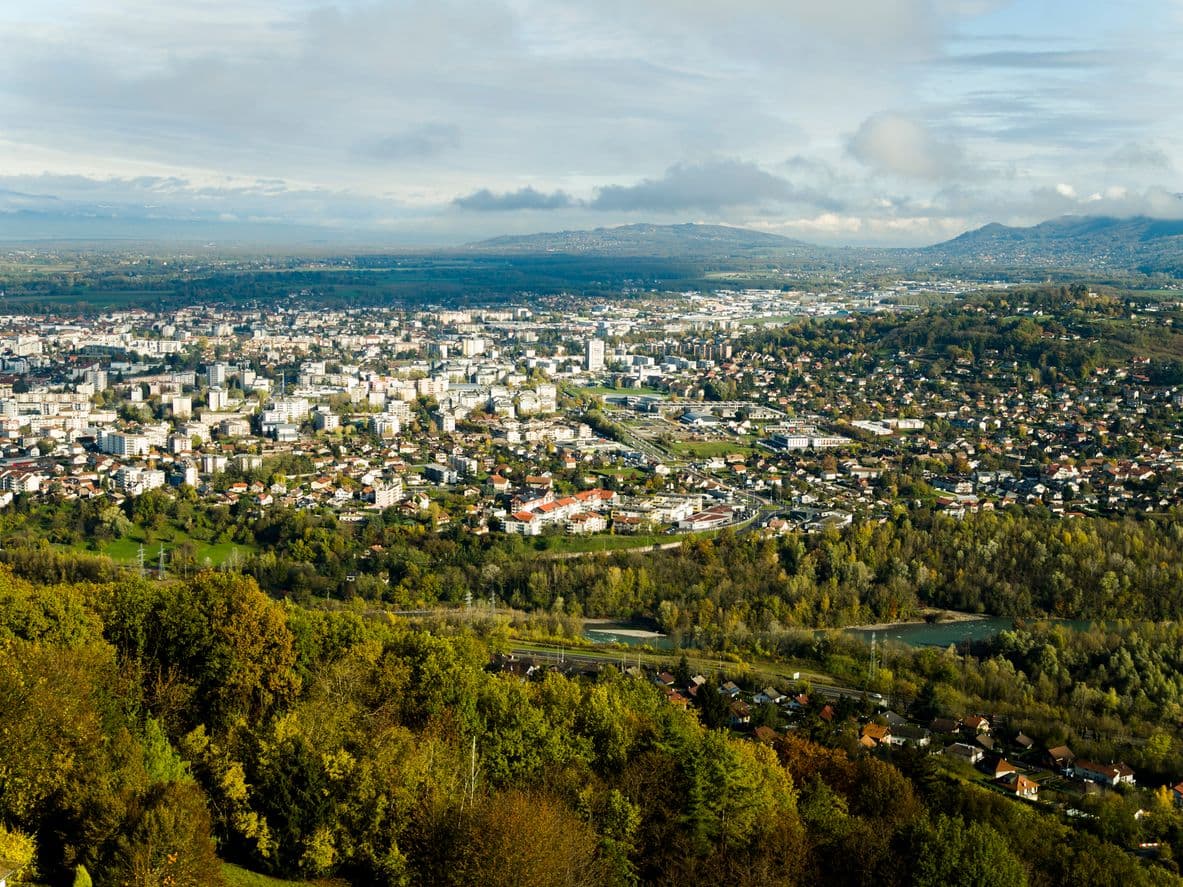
[[0, 281, 1180, 565]]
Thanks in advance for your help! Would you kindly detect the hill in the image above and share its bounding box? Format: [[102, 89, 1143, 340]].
[[467, 222, 822, 258], [467, 216, 1183, 277], [922, 215, 1183, 274]]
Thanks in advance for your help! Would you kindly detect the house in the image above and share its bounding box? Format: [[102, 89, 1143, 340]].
[[860, 723, 892, 746], [1073, 760, 1136, 787], [930, 717, 961, 735], [503, 511, 542, 536], [944, 743, 984, 766], [1014, 732, 1034, 751], [663, 688, 690, 710], [1171, 782, 1183, 808], [998, 772, 1040, 801], [963, 715, 991, 735], [887, 725, 931, 748], [728, 701, 752, 727], [1045, 745, 1075, 771], [754, 725, 779, 745], [719, 681, 742, 699], [753, 687, 786, 705], [992, 759, 1018, 780]]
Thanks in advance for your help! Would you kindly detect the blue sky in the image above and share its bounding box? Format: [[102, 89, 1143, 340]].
[[0, 0, 1178, 246]]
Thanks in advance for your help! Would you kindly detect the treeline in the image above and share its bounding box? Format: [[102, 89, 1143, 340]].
[[785, 623, 1183, 785], [9, 496, 1183, 636], [489, 510, 1183, 643], [0, 565, 1177, 886]]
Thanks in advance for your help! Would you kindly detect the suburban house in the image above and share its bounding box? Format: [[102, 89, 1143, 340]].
[[963, 714, 991, 735], [1073, 760, 1136, 787], [998, 772, 1040, 801], [886, 725, 932, 748], [754, 687, 786, 705], [1045, 745, 1075, 771], [943, 742, 984, 766], [728, 700, 752, 727], [754, 725, 779, 745], [860, 723, 892, 747], [992, 759, 1018, 780], [930, 717, 961, 735], [1172, 782, 1183, 808]]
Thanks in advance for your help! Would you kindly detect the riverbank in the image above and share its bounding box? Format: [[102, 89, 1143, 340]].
[[582, 618, 669, 645], [844, 609, 988, 632]]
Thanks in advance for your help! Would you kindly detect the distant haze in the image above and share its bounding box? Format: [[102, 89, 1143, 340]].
[[0, 0, 1180, 247]]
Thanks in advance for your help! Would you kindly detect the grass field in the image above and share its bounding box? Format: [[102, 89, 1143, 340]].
[[532, 532, 673, 554], [668, 439, 758, 458], [222, 863, 347, 887], [67, 528, 255, 567], [590, 467, 647, 482]]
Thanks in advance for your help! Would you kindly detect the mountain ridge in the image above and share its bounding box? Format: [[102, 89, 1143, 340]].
[[923, 214, 1183, 273], [464, 222, 818, 256], [465, 216, 1183, 273]]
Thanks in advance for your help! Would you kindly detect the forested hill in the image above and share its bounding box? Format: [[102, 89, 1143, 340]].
[[921, 215, 1183, 274], [466, 222, 824, 258], [465, 215, 1183, 275], [0, 565, 1180, 886]]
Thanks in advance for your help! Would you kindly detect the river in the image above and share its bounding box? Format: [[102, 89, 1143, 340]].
[[581, 615, 1088, 652], [844, 617, 1015, 648]]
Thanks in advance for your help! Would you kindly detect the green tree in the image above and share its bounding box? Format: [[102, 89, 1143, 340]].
[[0, 824, 35, 880], [914, 815, 1027, 887]]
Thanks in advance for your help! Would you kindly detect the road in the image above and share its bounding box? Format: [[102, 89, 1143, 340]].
[[507, 639, 878, 704], [372, 609, 880, 704], [577, 399, 783, 539]]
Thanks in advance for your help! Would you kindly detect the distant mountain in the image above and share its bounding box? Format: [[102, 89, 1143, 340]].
[[466, 222, 821, 258], [465, 216, 1183, 276], [922, 215, 1183, 274]]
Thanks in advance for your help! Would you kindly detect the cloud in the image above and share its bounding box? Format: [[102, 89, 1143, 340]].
[[848, 113, 965, 180], [453, 186, 575, 211], [0, 172, 421, 229], [1107, 142, 1173, 171], [1025, 184, 1183, 219], [589, 159, 835, 212], [357, 124, 461, 161], [945, 50, 1099, 69], [0, 1, 1178, 246]]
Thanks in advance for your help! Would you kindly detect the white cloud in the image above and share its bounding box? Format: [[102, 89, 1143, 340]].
[[0, 1, 1177, 244], [848, 113, 965, 180]]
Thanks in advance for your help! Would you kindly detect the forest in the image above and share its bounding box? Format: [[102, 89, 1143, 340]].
[[1, 563, 1181, 886], [7, 493, 1183, 637]]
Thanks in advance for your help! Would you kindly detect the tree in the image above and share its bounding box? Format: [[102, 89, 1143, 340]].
[[913, 815, 1027, 887], [0, 824, 36, 880], [103, 572, 301, 732], [106, 782, 224, 887], [452, 790, 607, 887]]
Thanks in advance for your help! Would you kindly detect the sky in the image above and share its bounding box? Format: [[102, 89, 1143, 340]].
[[0, 0, 1180, 247]]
